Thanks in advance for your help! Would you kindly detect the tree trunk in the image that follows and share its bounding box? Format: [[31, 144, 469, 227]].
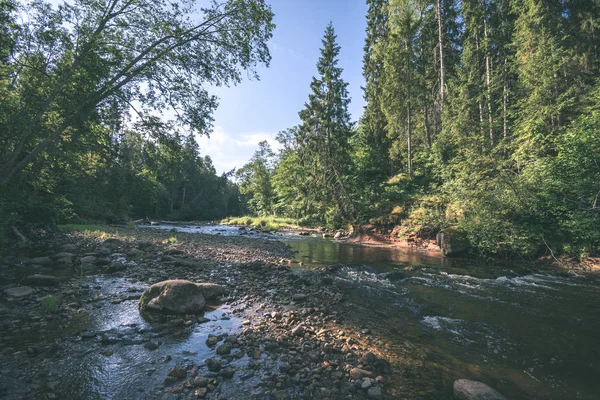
[[424, 103, 431, 148], [436, 0, 445, 105], [503, 58, 508, 139], [407, 100, 412, 177], [483, 0, 493, 146]]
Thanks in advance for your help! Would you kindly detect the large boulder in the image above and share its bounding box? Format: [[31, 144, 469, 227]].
[[139, 280, 223, 315], [453, 379, 506, 400], [437, 229, 470, 256]]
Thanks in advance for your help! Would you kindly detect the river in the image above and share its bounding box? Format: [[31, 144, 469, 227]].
[[153, 224, 600, 399], [3, 224, 598, 399]]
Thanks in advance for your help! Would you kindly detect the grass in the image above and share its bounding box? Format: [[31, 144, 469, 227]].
[[58, 224, 107, 231], [221, 215, 299, 232], [40, 294, 59, 313], [57, 224, 136, 242]]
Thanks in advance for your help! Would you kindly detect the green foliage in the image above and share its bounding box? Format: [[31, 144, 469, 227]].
[[40, 295, 59, 313], [236, 141, 276, 216], [0, 0, 272, 232], [221, 215, 299, 231]]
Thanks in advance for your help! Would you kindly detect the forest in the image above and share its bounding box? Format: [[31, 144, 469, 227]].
[[2, 0, 600, 259], [237, 0, 600, 258]]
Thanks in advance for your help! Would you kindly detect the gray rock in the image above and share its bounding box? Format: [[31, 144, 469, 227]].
[[334, 231, 342, 239], [59, 244, 77, 252], [361, 351, 377, 365], [139, 280, 222, 314], [291, 324, 305, 336], [105, 263, 127, 273], [4, 286, 35, 298], [205, 358, 221, 372], [54, 256, 73, 268], [292, 293, 307, 302], [24, 274, 59, 287], [379, 271, 405, 282], [220, 367, 235, 379], [216, 343, 231, 355], [127, 248, 145, 258], [194, 376, 208, 387], [102, 238, 123, 249], [52, 252, 74, 259], [206, 335, 219, 347], [167, 365, 187, 379], [144, 340, 160, 350], [29, 257, 52, 265], [175, 259, 205, 268], [367, 386, 382, 399], [81, 256, 97, 264], [350, 368, 372, 380], [196, 282, 225, 300], [453, 379, 507, 400]]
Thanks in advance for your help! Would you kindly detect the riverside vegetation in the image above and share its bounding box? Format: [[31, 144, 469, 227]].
[[2, 0, 598, 261]]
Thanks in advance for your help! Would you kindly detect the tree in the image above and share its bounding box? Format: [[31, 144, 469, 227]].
[[378, 0, 421, 177], [0, 0, 275, 186], [297, 22, 355, 224], [236, 140, 276, 216], [354, 0, 392, 211]]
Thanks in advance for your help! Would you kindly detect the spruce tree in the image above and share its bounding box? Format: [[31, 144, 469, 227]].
[[297, 22, 355, 224]]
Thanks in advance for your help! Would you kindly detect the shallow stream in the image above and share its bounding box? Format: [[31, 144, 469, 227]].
[[283, 233, 600, 399], [4, 224, 598, 399]]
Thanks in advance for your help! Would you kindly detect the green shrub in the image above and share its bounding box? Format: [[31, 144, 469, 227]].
[[41, 295, 59, 313]]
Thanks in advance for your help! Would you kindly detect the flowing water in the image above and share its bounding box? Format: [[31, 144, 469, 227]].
[[6, 224, 597, 399], [283, 236, 600, 400], [147, 225, 600, 398]]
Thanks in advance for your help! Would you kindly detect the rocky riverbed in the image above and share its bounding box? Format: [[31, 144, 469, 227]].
[[0, 228, 397, 399]]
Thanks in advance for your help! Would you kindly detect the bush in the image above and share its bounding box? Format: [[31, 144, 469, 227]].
[[41, 295, 59, 313]]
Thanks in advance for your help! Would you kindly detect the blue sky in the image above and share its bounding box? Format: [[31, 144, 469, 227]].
[[198, 0, 368, 174]]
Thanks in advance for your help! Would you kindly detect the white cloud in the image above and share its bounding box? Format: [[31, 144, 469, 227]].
[[196, 126, 280, 175]]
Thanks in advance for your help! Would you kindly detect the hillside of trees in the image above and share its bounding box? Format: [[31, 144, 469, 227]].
[[237, 0, 600, 258], [0, 0, 275, 235]]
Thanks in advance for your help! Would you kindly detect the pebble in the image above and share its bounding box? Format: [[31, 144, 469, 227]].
[[205, 358, 221, 372], [350, 367, 372, 380], [144, 340, 160, 350], [194, 376, 208, 387], [167, 365, 187, 379], [291, 324, 305, 337], [367, 386, 382, 399], [216, 343, 231, 355]]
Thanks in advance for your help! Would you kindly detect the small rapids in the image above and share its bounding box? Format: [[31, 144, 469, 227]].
[[138, 225, 600, 398], [288, 250, 600, 399]]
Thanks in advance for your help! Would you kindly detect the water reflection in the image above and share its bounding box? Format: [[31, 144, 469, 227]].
[[284, 237, 450, 268]]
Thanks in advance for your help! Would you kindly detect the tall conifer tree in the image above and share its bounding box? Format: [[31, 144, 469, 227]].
[[297, 23, 355, 224]]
